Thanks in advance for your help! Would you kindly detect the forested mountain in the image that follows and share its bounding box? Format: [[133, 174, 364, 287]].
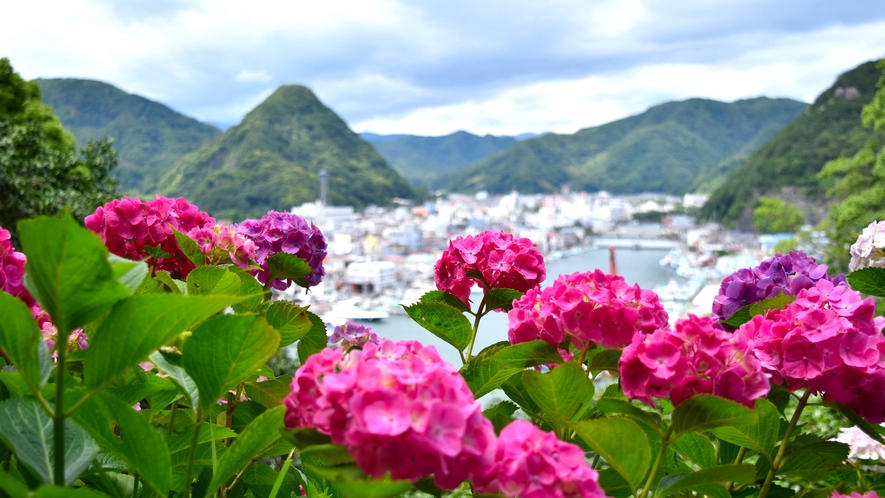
[[699, 60, 883, 229], [365, 131, 518, 187], [37, 79, 220, 194], [157, 85, 418, 221], [444, 97, 808, 196]]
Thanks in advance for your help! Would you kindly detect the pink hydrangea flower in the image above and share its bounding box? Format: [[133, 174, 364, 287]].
[[619, 315, 769, 408], [473, 420, 608, 498], [237, 211, 326, 289], [0, 226, 33, 306], [832, 492, 882, 498], [508, 270, 668, 355], [188, 224, 256, 268], [434, 231, 545, 307], [283, 339, 496, 488]]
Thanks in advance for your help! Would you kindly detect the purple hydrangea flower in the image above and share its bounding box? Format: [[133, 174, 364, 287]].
[[330, 321, 380, 350], [237, 211, 327, 289], [712, 251, 846, 324]]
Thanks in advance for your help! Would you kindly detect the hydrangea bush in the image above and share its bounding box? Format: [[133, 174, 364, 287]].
[[4, 203, 885, 498]]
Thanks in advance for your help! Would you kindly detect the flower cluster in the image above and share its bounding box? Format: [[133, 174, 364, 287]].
[[736, 280, 885, 421], [832, 492, 882, 498], [619, 314, 769, 408], [237, 211, 326, 289], [283, 339, 497, 489], [850, 220, 885, 271], [329, 321, 380, 350], [188, 223, 256, 268], [0, 226, 32, 306], [85, 195, 217, 278], [712, 251, 846, 323], [434, 231, 545, 307], [508, 270, 668, 358], [473, 420, 608, 498], [833, 426, 885, 462], [33, 303, 88, 357]]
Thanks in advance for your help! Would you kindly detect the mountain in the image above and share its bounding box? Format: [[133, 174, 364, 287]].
[[444, 97, 808, 196], [699, 60, 884, 229], [366, 131, 518, 187], [157, 85, 418, 221], [36, 78, 221, 194]]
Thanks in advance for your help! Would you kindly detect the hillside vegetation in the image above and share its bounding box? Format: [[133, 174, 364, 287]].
[[444, 97, 807, 196], [157, 85, 418, 220], [699, 60, 883, 228]]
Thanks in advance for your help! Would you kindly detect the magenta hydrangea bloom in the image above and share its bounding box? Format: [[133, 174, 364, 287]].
[[237, 211, 326, 289], [619, 315, 769, 408], [283, 339, 496, 489], [832, 492, 882, 498], [188, 223, 256, 268], [508, 270, 668, 355], [85, 195, 217, 279], [712, 250, 846, 324], [473, 420, 608, 498], [736, 280, 885, 422], [329, 321, 380, 350], [434, 230, 545, 307], [0, 226, 33, 306]]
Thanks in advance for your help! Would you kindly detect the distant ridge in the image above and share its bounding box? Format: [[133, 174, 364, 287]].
[[157, 85, 418, 221], [37, 78, 220, 194]]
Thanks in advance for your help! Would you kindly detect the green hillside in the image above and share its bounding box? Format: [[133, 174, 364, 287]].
[[445, 97, 808, 196], [156, 85, 418, 220], [368, 131, 517, 187], [36, 78, 220, 194], [699, 60, 883, 228]]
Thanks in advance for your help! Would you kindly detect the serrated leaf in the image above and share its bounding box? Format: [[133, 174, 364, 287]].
[[0, 293, 48, 392], [484, 288, 523, 312], [722, 305, 753, 328], [656, 464, 756, 496], [671, 394, 757, 438], [173, 228, 206, 267], [182, 314, 280, 412], [144, 244, 172, 259], [232, 269, 263, 312], [245, 376, 292, 408], [0, 398, 98, 486], [297, 311, 329, 364], [204, 405, 286, 496], [461, 340, 563, 397], [483, 400, 518, 434], [418, 290, 470, 313], [403, 301, 472, 353], [588, 348, 622, 370], [84, 293, 247, 391], [779, 443, 847, 480], [501, 375, 543, 419], [303, 463, 411, 498], [266, 253, 311, 283], [155, 270, 185, 294], [670, 432, 716, 468], [149, 351, 201, 407], [595, 398, 662, 429], [265, 300, 313, 347], [165, 424, 237, 455], [848, 267, 885, 297], [712, 398, 781, 462], [521, 362, 592, 432], [572, 417, 650, 494], [749, 291, 796, 316], [19, 211, 129, 335], [186, 266, 242, 296]]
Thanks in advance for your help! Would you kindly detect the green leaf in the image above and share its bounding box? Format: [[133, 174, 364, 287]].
[[32, 486, 111, 497], [182, 314, 280, 412], [241, 461, 301, 498], [721, 305, 752, 328], [418, 290, 470, 313], [204, 405, 286, 496], [712, 398, 782, 462], [19, 211, 129, 334], [0, 398, 98, 486], [671, 394, 757, 438], [403, 301, 472, 353], [69, 391, 171, 495], [297, 310, 329, 363], [460, 340, 563, 398], [0, 467, 29, 498], [265, 300, 313, 347], [186, 266, 241, 296], [150, 350, 201, 407], [144, 244, 172, 259], [0, 293, 49, 392], [483, 400, 518, 434], [501, 375, 543, 419], [173, 228, 206, 267], [597, 468, 632, 498], [483, 288, 523, 311], [266, 253, 312, 283], [847, 267, 885, 297], [779, 443, 847, 480], [595, 398, 662, 430], [232, 270, 263, 312], [656, 464, 756, 496], [155, 270, 185, 294], [571, 417, 651, 494], [749, 291, 796, 317], [670, 432, 716, 468], [588, 349, 622, 371], [108, 254, 149, 295], [824, 401, 885, 444], [521, 362, 592, 431], [304, 464, 411, 498], [245, 376, 293, 408], [165, 424, 237, 455], [84, 293, 247, 391]]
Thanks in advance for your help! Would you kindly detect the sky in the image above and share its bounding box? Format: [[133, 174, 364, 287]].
[[3, 0, 885, 136]]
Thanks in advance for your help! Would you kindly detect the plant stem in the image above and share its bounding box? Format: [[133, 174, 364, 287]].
[[577, 341, 594, 367], [183, 410, 204, 498], [758, 389, 812, 498], [638, 424, 674, 498], [132, 473, 139, 498], [464, 296, 488, 362], [168, 402, 179, 435], [268, 449, 297, 498], [726, 447, 747, 491], [53, 335, 67, 486]]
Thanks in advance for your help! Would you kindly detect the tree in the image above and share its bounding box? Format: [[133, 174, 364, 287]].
[[752, 196, 803, 233], [819, 60, 885, 272]]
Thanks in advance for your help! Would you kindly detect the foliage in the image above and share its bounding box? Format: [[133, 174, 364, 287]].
[[156, 85, 418, 221], [701, 59, 884, 228], [753, 196, 804, 233], [444, 97, 807, 196], [37, 78, 221, 195]]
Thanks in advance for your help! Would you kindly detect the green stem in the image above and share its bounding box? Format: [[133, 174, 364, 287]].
[[168, 402, 179, 435], [638, 424, 674, 498], [132, 473, 139, 498], [464, 296, 488, 362], [183, 410, 204, 498], [53, 334, 68, 486], [758, 389, 812, 498], [268, 449, 297, 498], [725, 447, 747, 491], [577, 341, 594, 367]]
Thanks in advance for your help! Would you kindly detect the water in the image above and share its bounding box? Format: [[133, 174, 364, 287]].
[[369, 246, 673, 366]]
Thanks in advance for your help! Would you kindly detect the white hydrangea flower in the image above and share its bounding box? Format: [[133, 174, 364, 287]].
[[849, 220, 885, 272], [833, 426, 885, 461]]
